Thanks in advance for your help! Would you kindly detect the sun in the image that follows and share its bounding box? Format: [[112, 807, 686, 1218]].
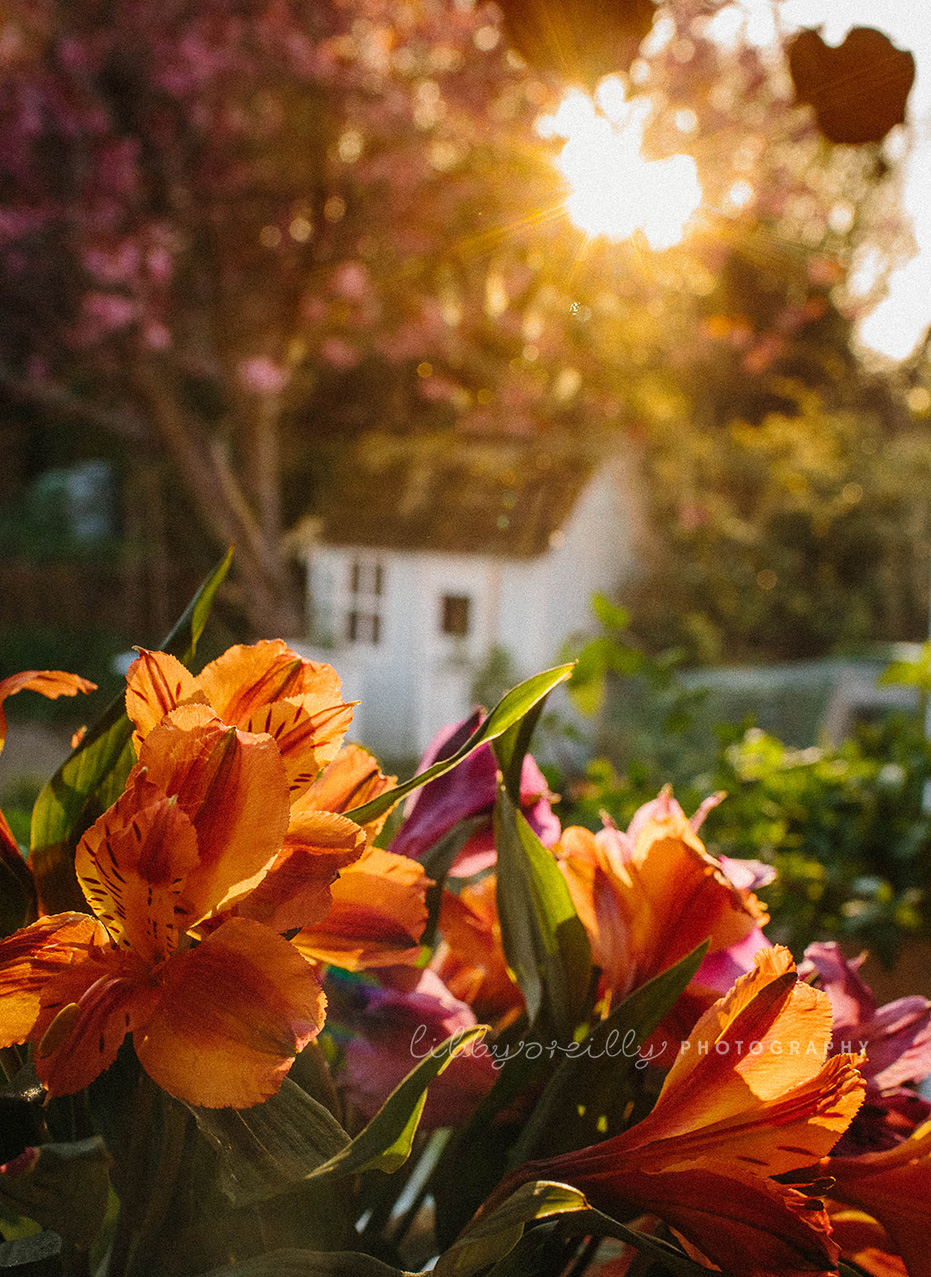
[[538, 79, 702, 251]]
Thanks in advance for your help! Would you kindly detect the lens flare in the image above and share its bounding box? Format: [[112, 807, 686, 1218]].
[[538, 82, 702, 250]]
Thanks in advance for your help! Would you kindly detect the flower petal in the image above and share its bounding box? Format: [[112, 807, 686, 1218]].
[[0, 913, 108, 1047], [292, 847, 430, 970], [825, 1147, 931, 1277], [556, 808, 766, 1004], [567, 1160, 840, 1277], [124, 649, 201, 748], [335, 967, 495, 1128], [0, 670, 96, 755], [608, 948, 863, 1173], [31, 948, 157, 1096], [242, 699, 355, 799], [388, 712, 495, 862], [75, 773, 201, 961], [134, 918, 325, 1107], [434, 876, 523, 1023], [659, 947, 832, 1111], [827, 1208, 907, 1277], [196, 640, 343, 727], [235, 810, 366, 933], [292, 745, 396, 842], [638, 1052, 864, 1175], [139, 709, 291, 920]]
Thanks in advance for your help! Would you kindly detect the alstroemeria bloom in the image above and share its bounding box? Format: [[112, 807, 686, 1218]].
[[508, 948, 865, 1277], [432, 874, 523, 1026], [555, 790, 769, 1008], [389, 710, 559, 877], [820, 1120, 931, 1277], [125, 640, 354, 801], [232, 743, 397, 935], [0, 709, 349, 1107], [291, 844, 431, 971]]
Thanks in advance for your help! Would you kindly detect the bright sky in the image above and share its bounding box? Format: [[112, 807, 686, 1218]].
[[772, 0, 931, 361]]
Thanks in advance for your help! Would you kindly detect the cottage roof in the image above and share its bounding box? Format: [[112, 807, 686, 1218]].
[[304, 432, 597, 558]]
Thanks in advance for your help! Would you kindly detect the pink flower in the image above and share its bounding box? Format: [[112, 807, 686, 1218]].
[[329, 967, 496, 1128], [320, 336, 359, 370], [802, 941, 931, 1154], [389, 711, 559, 876], [237, 355, 290, 395]]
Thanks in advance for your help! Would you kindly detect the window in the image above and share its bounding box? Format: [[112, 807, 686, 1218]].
[[346, 558, 384, 645], [441, 594, 471, 638]]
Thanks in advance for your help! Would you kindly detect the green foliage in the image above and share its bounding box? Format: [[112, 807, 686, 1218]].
[[0, 1139, 111, 1249], [704, 715, 931, 965], [493, 789, 591, 1038], [345, 665, 574, 827], [432, 1182, 588, 1277], [631, 384, 931, 663], [305, 1026, 486, 1180]]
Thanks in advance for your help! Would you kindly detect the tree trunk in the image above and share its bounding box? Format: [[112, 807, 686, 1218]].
[[133, 361, 302, 638]]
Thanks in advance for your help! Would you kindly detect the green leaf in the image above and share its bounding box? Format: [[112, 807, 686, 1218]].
[[0, 828, 36, 938], [483, 1223, 563, 1277], [0, 1138, 111, 1249], [507, 941, 709, 1167], [28, 550, 233, 913], [188, 1077, 350, 1207], [421, 815, 489, 949], [591, 594, 630, 633], [493, 788, 590, 1037], [197, 1251, 413, 1277], [433, 1181, 587, 1277], [491, 697, 547, 805], [307, 1026, 486, 1180], [879, 641, 931, 692], [552, 1207, 715, 1277], [344, 665, 574, 827]]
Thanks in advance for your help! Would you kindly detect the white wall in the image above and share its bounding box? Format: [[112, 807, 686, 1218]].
[[300, 546, 498, 758], [297, 456, 644, 758]]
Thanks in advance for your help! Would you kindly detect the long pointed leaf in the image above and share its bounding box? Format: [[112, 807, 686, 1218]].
[[344, 666, 574, 827], [493, 788, 590, 1038], [189, 1077, 350, 1207], [507, 941, 709, 1168], [434, 1181, 588, 1277], [307, 1026, 485, 1180]]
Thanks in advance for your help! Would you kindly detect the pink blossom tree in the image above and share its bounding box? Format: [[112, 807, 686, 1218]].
[[0, 0, 908, 638]]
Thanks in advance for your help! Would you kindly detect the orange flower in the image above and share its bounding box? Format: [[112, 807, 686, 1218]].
[[509, 948, 865, 1277], [820, 1120, 931, 1277], [432, 875, 523, 1026], [555, 797, 768, 1006], [125, 641, 354, 800], [0, 711, 345, 1108], [826, 1208, 907, 1277], [291, 844, 431, 970], [123, 646, 402, 946]]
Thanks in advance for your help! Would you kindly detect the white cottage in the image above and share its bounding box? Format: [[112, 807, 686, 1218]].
[[290, 433, 644, 759]]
